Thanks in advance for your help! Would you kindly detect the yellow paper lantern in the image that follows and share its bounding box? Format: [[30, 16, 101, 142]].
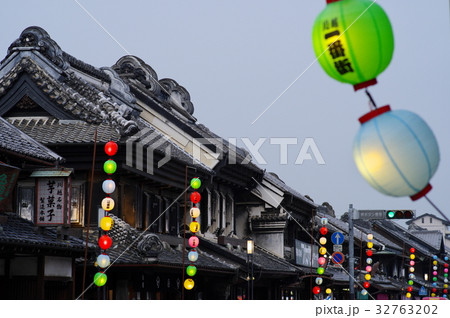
[[189, 221, 200, 233], [184, 278, 195, 290], [100, 216, 114, 231], [365, 274, 371, 281], [433, 260, 438, 265], [406, 292, 411, 298], [410, 254, 415, 260], [325, 288, 332, 294], [319, 247, 327, 255], [367, 242, 373, 249], [319, 237, 327, 245]]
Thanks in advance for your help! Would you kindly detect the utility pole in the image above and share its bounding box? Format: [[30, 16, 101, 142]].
[[348, 204, 355, 300]]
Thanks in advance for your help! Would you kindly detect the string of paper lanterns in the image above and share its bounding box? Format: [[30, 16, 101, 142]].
[[406, 247, 415, 299], [313, 217, 328, 296], [431, 255, 439, 297], [184, 177, 202, 291], [443, 256, 449, 298], [312, 0, 440, 201], [94, 141, 118, 287], [361, 234, 373, 296]]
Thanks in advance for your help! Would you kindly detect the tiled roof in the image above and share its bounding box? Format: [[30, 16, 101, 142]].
[[0, 117, 62, 162], [8, 117, 120, 144], [410, 230, 443, 251], [0, 212, 89, 253]]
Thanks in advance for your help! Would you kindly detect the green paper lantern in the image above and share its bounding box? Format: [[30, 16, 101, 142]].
[[190, 178, 201, 189], [103, 159, 117, 174], [408, 280, 414, 285], [186, 265, 197, 277], [94, 272, 107, 287], [317, 267, 325, 275], [312, 0, 394, 90], [433, 277, 438, 282]]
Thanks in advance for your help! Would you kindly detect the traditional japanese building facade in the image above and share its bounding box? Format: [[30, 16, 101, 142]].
[[0, 26, 447, 300]]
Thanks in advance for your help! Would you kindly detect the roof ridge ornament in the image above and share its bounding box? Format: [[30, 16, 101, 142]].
[[8, 26, 69, 70]]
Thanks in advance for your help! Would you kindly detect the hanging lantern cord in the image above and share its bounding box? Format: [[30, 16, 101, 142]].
[[365, 88, 377, 109], [425, 195, 450, 224]]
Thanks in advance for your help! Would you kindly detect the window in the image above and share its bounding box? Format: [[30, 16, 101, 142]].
[[430, 217, 433, 224], [422, 218, 424, 224], [70, 181, 85, 226], [17, 183, 34, 221]]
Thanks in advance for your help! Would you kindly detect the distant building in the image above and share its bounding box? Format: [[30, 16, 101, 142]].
[[406, 213, 450, 248]]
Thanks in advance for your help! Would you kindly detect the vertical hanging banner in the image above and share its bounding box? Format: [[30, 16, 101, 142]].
[[185, 177, 201, 291]]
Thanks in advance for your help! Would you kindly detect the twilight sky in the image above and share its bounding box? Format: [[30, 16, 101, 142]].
[[1, 0, 448, 219]]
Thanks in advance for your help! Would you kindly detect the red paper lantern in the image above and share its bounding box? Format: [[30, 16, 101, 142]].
[[407, 286, 413, 292], [432, 288, 437, 293], [363, 282, 370, 289], [445, 263, 449, 268], [444, 289, 448, 294], [312, 286, 321, 295], [410, 247, 415, 254], [366, 250, 373, 257], [99, 235, 112, 250], [190, 192, 201, 204], [105, 141, 118, 156], [320, 227, 328, 235]]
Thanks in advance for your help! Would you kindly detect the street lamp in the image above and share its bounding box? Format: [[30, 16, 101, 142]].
[[247, 239, 254, 300]]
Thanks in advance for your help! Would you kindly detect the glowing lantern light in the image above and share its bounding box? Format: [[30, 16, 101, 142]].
[[102, 179, 116, 194], [317, 267, 325, 275], [100, 216, 114, 231], [94, 272, 107, 287], [366, 266, 372, 272], [408, 280, 414, 285], [99, 235, 112, 250], [363, 282, 370, 289], [103, 159, 117, 175], [326, 288, 332, 294], [318, 257, 326, 266], [312, 0, 394, 91], [361, 289, 368, 296], [433, 260, 438, 266], [432, 288, 437, 293], [315, 277, 323, 285], [433, 266, 438, 271], [410, 254, 415, 260], [433, 255, 438, 260], [105, 141, 118, 156], [410, 247, 415, 254], [364, 274, 371, 281], [186, 265, 197, 277], [366, 250, 373, 257], [96, 254, 111, 269], [433, 271, 438, 276], [190, 192, 201, 204], [407, 286, 413, 292], [101, 197, 115, 211], [409, 267, 415, 273], [321, 217, 328, 225], [319, 247, 327, 255], [366, 258, 373, 265], [406, 292, 411, 298], [190, 178, 201, 189], [319, 237, 327, 245], [190, 207, 200, 218], [445, 268, 449, 273], [367, 242, 373, 249], [367, 234, 373, 240], [313, 286, 321, 295], [184, 278, 195, 290], [189, 221, 200, 233], [188, 251, 199, 262], [353, 106, 440, 200], [320, 227, 328, 235], [409, 260, 415, 266], [189, 236, 199, 248]]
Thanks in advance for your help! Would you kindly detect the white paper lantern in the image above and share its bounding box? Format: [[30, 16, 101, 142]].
[[102, 179, 116, 194], [353, 106, 439, 200]]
